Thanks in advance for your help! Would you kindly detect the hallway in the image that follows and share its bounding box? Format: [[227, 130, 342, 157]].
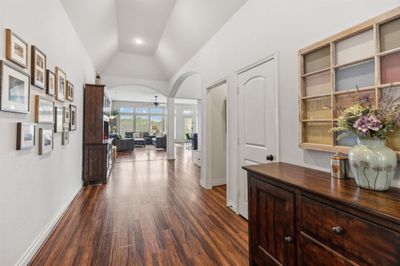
[[31, 146, 248, 265]]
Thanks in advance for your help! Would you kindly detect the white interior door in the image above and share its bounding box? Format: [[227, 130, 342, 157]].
[[238, 57, 278, 219]]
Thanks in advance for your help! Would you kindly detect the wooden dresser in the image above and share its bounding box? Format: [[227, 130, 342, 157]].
[[243, 162, 400, 266], [82, 84, 112, 185]]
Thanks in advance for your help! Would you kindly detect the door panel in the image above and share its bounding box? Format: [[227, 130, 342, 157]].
[[249, 177, 296, 266], [238, 58, 277, 219]]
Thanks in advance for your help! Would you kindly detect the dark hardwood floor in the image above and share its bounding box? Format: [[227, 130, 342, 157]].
[[30, 145, 248, 265]]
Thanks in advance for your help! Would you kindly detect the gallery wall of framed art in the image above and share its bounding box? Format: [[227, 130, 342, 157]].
[[0, 2, 98, 265]]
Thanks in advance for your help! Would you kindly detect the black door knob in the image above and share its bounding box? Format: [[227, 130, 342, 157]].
[[266, 154, 274, 161]]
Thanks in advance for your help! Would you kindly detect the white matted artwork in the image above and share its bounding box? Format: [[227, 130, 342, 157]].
[[39, 128, 53, 155], [69, 105, 77, 131], [6, 29, 28, 68], [31, 46, 46, 89], [0, 61, 30, 113], [63, 106, 70, 128], [16, 122, 35, 150], [46, 70, 55, 96], [35, 96, 54, 123], [55, 67, 66, 102], [62, 128, 69, 145], [54, 106, 63, 133]]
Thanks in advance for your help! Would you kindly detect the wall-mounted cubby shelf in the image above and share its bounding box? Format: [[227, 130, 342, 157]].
[[299, 7, 400, 158]]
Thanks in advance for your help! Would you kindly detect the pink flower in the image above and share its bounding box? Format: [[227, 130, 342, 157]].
[[353, 114, 383, 133]]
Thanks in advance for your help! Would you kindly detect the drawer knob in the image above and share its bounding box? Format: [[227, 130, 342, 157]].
[[284, 236, 293, 243], [332, 226, 344, 235]]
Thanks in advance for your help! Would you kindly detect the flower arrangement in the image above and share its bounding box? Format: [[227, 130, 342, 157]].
[[332, 87, 400, 139]]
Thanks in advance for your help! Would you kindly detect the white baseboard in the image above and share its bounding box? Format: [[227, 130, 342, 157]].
[[16, 186, 81, 266], [212, 178, 226, 187], [227, 199, 238, 213]]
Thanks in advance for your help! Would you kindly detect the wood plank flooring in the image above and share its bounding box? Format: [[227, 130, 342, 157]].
[[30, 145, 248, 265]]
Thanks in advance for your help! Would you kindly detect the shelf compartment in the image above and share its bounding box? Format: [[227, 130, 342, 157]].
[[304, 96, 332, 120], [334, 90, 376, 118], [381, 52, 400, 84], [387, 129, 400, 151], [335, 29, 374, 66], [335, 60, 375, 91], [304, 71, 331, 97], [304, 46, 331, 74], [380, 17, 400, 52], [303, 122, 333, 145]]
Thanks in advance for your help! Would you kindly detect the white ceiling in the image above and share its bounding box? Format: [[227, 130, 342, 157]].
[[109, 85, 167, 103], [60, 0, 248, 79], [117, 0, 176, 55]]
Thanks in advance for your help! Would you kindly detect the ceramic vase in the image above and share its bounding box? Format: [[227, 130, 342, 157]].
[[348, 138, 397, 191]]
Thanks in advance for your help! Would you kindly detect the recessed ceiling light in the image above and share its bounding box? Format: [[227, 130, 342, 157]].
[[134, 38, 144, 45]]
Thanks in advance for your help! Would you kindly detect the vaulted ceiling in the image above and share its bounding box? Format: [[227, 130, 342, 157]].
[[60, 0, 247, 81]]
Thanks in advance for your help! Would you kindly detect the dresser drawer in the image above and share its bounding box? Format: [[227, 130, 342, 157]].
[[301, 196, 400, 265], [300, 232, 356, 266]]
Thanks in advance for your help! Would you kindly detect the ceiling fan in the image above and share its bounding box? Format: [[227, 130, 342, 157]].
[[153, 96, 159, 107]]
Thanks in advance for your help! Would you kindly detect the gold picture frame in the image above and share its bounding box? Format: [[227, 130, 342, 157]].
[[55, 67, 66, 102], [31, 46, 46, 89], [5, 29, 28, 68]]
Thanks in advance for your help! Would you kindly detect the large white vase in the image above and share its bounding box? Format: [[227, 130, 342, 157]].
[[348, 138, 397, 191]]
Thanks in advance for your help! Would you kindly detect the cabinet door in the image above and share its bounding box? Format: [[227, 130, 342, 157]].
[[249, 176, 296, 265]]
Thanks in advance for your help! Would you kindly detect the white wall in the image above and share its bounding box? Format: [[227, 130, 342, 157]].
[[175, 73, 202, 99], [209, 83, 227, 186], [0, 0, 95, 265], [168, 1, 400, 210]]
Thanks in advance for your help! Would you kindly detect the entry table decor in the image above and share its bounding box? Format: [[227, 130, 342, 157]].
[[332, 91, 399, 191]]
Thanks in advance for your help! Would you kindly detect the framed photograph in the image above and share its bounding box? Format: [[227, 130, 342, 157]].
[[39, 128, 53, 155], [35, 96, 54, 123], [31, 46, 46, 89], [6, 29, 28, 68], [69, 105, 77, 131], [54, 106, 63, 133], [66, 81, 74, 101], [63, 106, 70, 128], [62, 128, 69, 145], [16, 123, 35, 150], [55, 67, 66, 102], [46, 70, 55, 96], [0, 60, 30, 113]]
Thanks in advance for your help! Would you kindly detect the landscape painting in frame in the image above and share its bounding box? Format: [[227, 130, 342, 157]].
[[39, 128, 53, 155], [54, 106, 63, 133], [66, 81, 74, 101], [31, 46, 46, 89], [70, 105, 77, 131], [35, 96, 54, 123], [6, 29, 28, 68], [16, 123, 35, 150], [55, 67, 66, 102], [0, 61, 30, 113], [46, 70, 55, 96]]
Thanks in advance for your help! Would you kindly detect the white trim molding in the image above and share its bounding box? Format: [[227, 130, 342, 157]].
[[16, 187, 81, 266]]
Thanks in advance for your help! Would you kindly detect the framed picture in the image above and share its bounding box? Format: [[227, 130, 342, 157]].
[[55, 67, 66, 102], [54, 106, 63, 133], [35, 96, 54, 123], [62, 128, 69, 145], [16, 123, 35, 150], [46, 70, 55, 96], [63, 106, 70, 128], [5, 29, 28, 68], [31, 46, 46, 89], [69, 105, 77, 131], [66, 81, 74, 101], [0, 61, 30, 113], [39, 128, 53, 155]]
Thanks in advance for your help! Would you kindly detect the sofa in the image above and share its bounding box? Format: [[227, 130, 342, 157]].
[[110, 133, 135, 152], [152, 135, 166, 149]]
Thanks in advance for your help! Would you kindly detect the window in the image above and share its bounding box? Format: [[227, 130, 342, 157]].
[[136, 107, 148, 114], [120, 114, 134, 136], [120, 107, 134, 113], [150, 116, 163, 133], [183, 110, 193, 115], [150, 107, 163, 114], [184, 117, 193, 135], [136, 115, 149, 132]]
